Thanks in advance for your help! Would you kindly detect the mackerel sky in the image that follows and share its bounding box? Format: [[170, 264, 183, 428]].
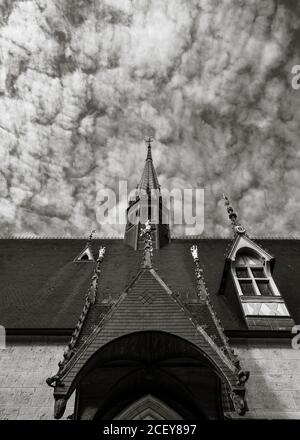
[[0, 0, 299, 237]]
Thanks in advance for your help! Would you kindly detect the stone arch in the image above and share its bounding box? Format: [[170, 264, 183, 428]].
[[114, 394, 182, 420], [71, 331, 230, 420]]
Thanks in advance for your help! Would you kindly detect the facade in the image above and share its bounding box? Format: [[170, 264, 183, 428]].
[[0, 145, 299, 420]]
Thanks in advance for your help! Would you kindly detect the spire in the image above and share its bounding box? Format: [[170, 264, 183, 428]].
[[146, 137, 153, 160], [124, 137, 170, 250], [222, 194, 247, 236], [137, 137, 160, 192]]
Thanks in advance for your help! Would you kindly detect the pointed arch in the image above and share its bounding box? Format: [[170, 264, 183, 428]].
[[114, 394, 183, 420]]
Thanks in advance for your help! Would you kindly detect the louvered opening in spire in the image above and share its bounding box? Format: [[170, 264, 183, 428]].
[[137, 138, 160, 192]]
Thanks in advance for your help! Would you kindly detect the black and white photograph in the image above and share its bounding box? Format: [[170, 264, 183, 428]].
[[0, 0, 300, 431]]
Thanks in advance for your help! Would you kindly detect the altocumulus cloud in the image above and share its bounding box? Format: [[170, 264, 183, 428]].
[[0, 0, 299, 237]]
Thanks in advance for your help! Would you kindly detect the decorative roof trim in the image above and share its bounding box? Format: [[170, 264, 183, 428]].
[[0, 235, 299, 240], [49, 265, 249, 418], [223, 194, 247, 237], [46, 246, 106, 389], [0, 236, 123, 240], [227, 235, 274, 262], [171, 235, 300, 240]]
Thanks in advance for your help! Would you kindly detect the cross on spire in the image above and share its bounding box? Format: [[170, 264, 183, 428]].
[[145, 137, 154, 160], [145, 137, 153, 148]]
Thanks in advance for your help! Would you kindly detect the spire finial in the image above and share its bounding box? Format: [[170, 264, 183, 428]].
[[145, 137, 153, 160], [222, 194, 246, 236], [88, 229, 96, 243], [140, 219, 153, 268]]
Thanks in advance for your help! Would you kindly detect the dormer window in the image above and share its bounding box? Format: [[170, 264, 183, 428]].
[[221, 196, 294, 328], [74, 245, 95, 262], [234, 251, 279, 297], [230, 247, 291, 319]]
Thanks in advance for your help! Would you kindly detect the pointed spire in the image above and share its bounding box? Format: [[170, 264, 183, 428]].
[[146, 136, 153, 160], [222, 194, 247, 236], [137, 138, 160, 192]]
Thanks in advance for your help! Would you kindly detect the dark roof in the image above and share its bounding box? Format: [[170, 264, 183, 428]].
[[55, 268, 240, 399], [0, 238, 299, 331]]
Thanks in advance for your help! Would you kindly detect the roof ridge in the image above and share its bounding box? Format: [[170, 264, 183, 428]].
[[172, 235, 300, 240], [0, 235, 299, 240], [0, 236, 123, 240]]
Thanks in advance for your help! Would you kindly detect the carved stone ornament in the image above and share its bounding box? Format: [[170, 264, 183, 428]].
[[234, 224, 246, 235], [46, 375, 63, 388], [230, 390, 247, 416], [54, 397, 67, 419], [190, 244, 198, 261], [98, 246, 106, 259], [140, 219, 153, 268], [222, 194, 247, 236], [237, 369, 250, 385]]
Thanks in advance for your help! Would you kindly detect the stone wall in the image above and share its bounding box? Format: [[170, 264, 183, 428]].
[[0, 336, 299, 419], [0, 336, 74, 420], [233, 338, 300, 419]]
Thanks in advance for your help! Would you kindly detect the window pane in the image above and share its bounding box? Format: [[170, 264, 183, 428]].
[[247, 254, 261, 266], [236, 268, 249, 278], [239, 280, 256, 296], [235, 254, 247, 265], [236, 252, 261, 266], [257, 281, 273, 296], [251, 268, 266, 278]]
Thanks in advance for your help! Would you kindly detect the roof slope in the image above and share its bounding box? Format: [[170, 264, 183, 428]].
[[48, 266, 249, 418], [0, 238, 299, 330]]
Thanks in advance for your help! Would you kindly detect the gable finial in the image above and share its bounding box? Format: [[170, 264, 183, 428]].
[[88, 229, 96, 243], [222, 194, 247, 236], [140, 219, 153, 268]]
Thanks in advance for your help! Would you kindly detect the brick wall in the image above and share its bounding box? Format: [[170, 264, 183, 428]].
[[0, 337, 74, 420], [233, 338, 300, 419]]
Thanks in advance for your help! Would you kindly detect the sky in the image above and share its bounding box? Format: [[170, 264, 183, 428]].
[[0, 0, 299, 237]]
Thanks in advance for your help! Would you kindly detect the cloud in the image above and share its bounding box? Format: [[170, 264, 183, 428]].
[[0, 0, 299, 237]]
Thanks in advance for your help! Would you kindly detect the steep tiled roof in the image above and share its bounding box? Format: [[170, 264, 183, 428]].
[[0, 238, 299, 330], [47, 266, 249, 418]]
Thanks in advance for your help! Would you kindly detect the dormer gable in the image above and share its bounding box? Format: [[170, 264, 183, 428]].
[[74, 244, 95, 262], [220, 196, 295, 331]]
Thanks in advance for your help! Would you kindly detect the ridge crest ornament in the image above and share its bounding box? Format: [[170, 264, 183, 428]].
[[223, 194, 247, 236], [140, 219, 153, 268]]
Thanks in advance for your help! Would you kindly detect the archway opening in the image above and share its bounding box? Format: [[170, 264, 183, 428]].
[[72, 331, 229, 420]]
